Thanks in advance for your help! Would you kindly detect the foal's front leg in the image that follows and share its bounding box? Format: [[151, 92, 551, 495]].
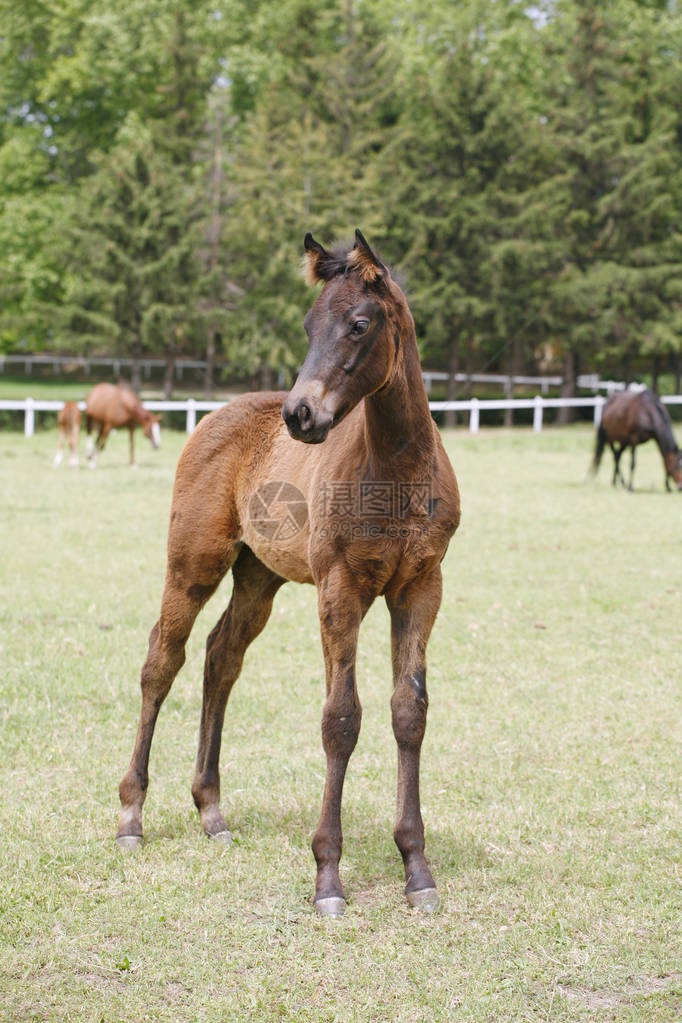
[[88, 425, 109, 467], [386, 568, 443, 912], [312, 566, 368, 916], [612, 444, 629, 488], [628, 447, 636, 491], [53, 429, 65, 467]]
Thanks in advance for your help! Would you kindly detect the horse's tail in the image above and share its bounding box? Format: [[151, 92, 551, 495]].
[[591, 422, 607, 475]]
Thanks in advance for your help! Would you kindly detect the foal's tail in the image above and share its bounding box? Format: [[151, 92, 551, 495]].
[[591, 422, 607, 475]]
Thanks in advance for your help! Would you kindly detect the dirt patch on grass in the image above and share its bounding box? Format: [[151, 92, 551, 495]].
[[559, 971, 682, 1011]]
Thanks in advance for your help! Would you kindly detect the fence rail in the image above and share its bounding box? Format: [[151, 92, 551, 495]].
[[5, 394, 682, 438], [421, 371, 624, 394], [0, 353, 627, 396]]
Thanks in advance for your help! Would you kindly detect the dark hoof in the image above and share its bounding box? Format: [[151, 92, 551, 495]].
[[314, 896, 346, 918], [116, 834, 143, 852], [208, 829, 233, 845], [406, 887, 439, 912]]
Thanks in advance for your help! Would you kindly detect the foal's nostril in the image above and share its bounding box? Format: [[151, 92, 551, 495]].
[[297, 403, 312, 430]]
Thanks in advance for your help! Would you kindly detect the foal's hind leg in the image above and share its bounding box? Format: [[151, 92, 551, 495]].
[[117, 534, 238, 847], [68, 424, 79, 468], [117, 577, 223, 847], [611, 443, 624, 487], [191, 547, 284, 840], [386, 568, 443, 912]]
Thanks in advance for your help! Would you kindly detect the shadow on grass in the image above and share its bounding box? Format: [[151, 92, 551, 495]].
[[138, 799, 492, 902]]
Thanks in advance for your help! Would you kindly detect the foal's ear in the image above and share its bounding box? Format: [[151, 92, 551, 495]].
[[348, 228, 387, 283], [303, 232, 334, 285]]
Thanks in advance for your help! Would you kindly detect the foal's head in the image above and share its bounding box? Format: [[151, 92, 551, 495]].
[[282, 230, 405, 444], [141, 412, 161, 449]]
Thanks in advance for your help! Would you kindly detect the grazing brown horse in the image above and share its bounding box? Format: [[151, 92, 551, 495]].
[[592, 388, 682, 492], [116, 230, 461, 915], [53, 401, 81, 468], [85, 382, 160, 467]]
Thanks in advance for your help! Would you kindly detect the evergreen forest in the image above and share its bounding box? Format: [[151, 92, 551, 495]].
[[1, 0, 681, 394]]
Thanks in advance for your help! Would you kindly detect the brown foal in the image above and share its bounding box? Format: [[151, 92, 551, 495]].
[[117, 231, 461, 914]]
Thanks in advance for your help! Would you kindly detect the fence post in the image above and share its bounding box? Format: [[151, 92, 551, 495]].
[[533, 394, 544, 432], [186, 398, 196, 434], [469, 398, 479, 434], [593, 395, 605, 427], [25, 398, 35, 437]]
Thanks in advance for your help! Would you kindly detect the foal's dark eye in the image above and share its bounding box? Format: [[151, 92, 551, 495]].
[[351, 319, 370, 336]]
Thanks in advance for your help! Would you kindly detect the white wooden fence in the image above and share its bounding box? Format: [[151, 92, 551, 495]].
[[0, 398, 224, 437], [4, 393, 682, 437], [421, 371, 625, 395]]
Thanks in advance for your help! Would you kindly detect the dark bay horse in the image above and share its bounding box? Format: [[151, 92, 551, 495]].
[[53, 401, 82, 468], [592, 388, 682, 491], [85, 382, 161, 467], [116, 230, 461, 915]]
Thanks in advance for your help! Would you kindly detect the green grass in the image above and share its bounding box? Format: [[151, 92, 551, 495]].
[[0, 375, 94, 401], [1, 424, 681, 1022], [0, 374, 243, 404]]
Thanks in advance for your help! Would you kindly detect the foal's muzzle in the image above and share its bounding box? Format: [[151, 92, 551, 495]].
[[282, 398, 333, 444]]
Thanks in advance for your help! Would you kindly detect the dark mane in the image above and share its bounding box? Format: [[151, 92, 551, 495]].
[[316, 241, 357, 281], [303, 231, 392, 286], [644, 389, 679, 454], [322, 239, 393, 281]]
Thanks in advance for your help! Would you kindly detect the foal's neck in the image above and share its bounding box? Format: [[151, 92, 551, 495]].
[[364, 312, 435, 478]]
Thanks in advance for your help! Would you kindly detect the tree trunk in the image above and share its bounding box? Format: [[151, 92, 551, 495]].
[[131, 359, 142, 394], [204, 330, 217, 399], [504, 336, 524, 427], [651, 354, 660, 393], [260, 363, 275, 390], [203, 103, 223, 400], [557, 348, 578, 424], [163, 356, 175, 399], [443, 340, 460, 429]]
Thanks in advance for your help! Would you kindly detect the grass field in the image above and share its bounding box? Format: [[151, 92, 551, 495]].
[[1, 423, 681, 1022]]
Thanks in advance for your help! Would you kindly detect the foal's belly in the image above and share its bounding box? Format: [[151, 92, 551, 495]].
[[239, 519, 314, 585]]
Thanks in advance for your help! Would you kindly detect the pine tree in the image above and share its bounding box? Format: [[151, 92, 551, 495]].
[[537, 0, 682, 397], [217, 0, 401, 384], [377, 2, 545, 418], [59, 114, 203, 380]]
